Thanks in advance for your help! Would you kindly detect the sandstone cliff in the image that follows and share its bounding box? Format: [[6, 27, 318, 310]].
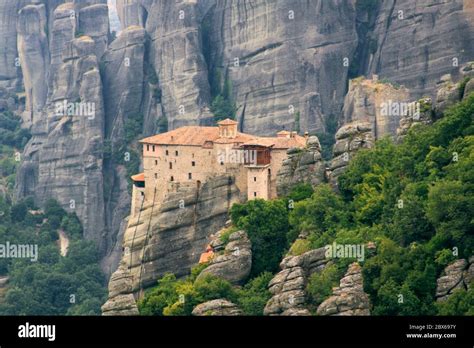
[[102, 175, 244, 314]]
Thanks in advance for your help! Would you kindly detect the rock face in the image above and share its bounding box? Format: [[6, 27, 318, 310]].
[[11, 0, 131, 275], [328, 121, 374, 187], [116, 0, 474, 135], [363, 0, 474, 98], [264, 247, 330, 316], [192, 299, 243, 316], [102, 175, 244, 314], [203, 0, 358, 135], [341, 77, 410, 138], [102, 247, 140, 315], [17, 4, 50, 123], [276, 136, 325, 197], [316, 262, 371, 316], [17, 33, 107, 247], [117, 0, 212, 129], [196, 230, 252, 285], [436, 258, 473, 301], [78, 4, 110, 58], [100, 26, 147, 273]]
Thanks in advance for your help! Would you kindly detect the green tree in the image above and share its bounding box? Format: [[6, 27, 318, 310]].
[[230, 199, 289, 276]]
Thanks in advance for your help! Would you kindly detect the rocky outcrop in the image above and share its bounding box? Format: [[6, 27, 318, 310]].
[[192, 299, 243, 316], [17, 4, 50, 124], [264, 247, 330, 316], [276, 136, 325, 196], [101, 26, 145, 142], [436, 257, 473, 301], [118, 0, 212, 129], [396, 97, 433, 140], [341, 77, 410, 138], [364, 0, 474, 98], [316, 262, 371, 316], [99, 26, 147, 273], [328, 121, 373, 187], [77, 3, 109, 59], [196, 230, 252, 285], [48, 3, 76, 88], [434, 63, 474, 118], [434, 74, 463, 118], [102, 175, 244, 314], [16, 32, 107, 246], [102, 293, 139, 316], [101, 247, 139, 315]]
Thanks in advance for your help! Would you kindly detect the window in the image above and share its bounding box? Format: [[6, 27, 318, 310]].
[[169, 163, 172, 169], [254, 192, 257, 197], [141, 192, 144, 196], [170, 176, 174, 181], [147, 144, 150, 151], [188, 173, 192, 179], [155, 160, 158, 165], [192, 161, 195, 167], [220, 161, 224, 166], [175, 150, 179, 156], [152, 145, 155, 152], [154, 173, 157, 179], [254, 177, 257, 182], [166, 150, 169, 155]]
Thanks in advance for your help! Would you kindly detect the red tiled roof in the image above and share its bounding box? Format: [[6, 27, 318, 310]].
[[131, 173, 145, 182], [140, 126, 306, 149], [140, 126, 220, 146]]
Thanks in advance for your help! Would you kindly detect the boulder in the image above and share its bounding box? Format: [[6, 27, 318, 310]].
[[436, 258, 472, 301], [192, 299, 242, 316], [196, 230, 252, 285], [276, 136, 325, 196], [264, 247, 329, 316], [316, 263, 371, 316]]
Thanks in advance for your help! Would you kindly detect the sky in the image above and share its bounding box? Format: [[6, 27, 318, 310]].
[[107, 0, 122, 33]]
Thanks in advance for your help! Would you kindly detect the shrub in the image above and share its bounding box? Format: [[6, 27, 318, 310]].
[[306, 263, 342, 310]]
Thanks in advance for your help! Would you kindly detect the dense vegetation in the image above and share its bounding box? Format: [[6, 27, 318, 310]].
[[138, 266, 272, 316], [0, 198, 107, 315], [304, 94, 473, 314]]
